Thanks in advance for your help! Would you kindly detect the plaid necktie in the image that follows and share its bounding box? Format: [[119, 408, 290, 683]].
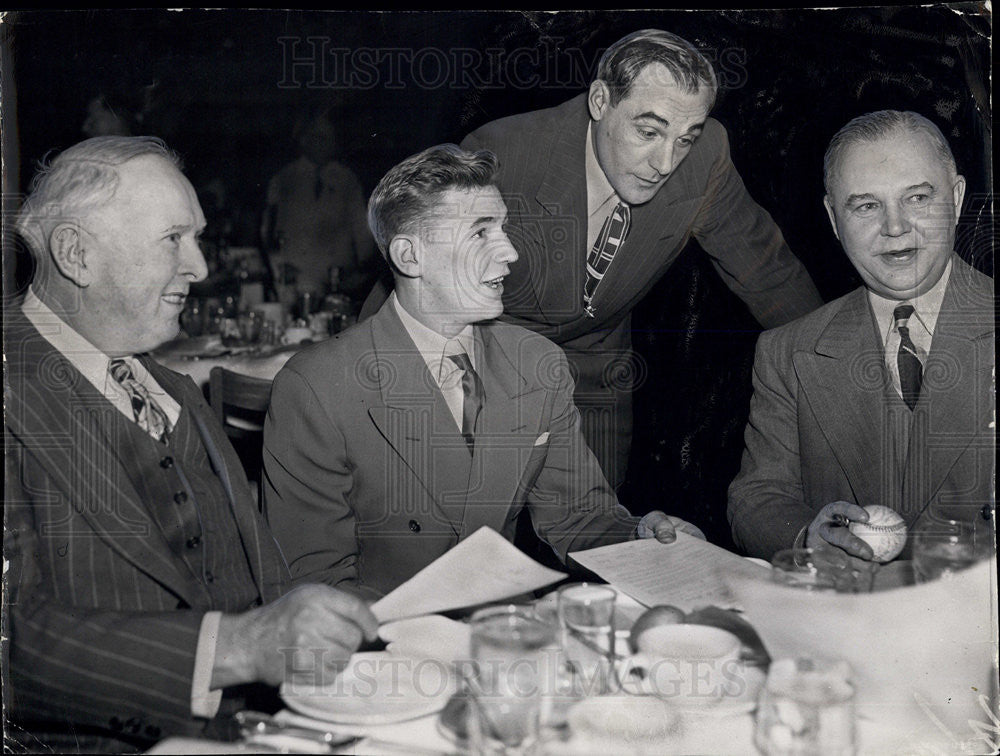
[[584, 202, 631, 317], [109, 358, 171, 442], [893, 304, 923, 410], [447, 353, 484, 454]]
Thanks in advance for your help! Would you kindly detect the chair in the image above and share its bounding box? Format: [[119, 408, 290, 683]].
[[208, 367, 273, 508]]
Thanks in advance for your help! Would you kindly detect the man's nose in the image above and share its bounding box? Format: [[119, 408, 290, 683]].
[[494, 236, 519, 264], [650, 141, 675, 177], [882, 203, 912, 237], [181, 237, 209, 282]]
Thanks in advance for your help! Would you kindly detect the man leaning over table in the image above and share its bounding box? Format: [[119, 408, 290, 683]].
[[727, 111, 994, 561], [3, 136, 377, 753], [263, 144, 703, 601]]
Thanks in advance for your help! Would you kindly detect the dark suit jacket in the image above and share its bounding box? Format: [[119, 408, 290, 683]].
[[263, 299, 638, 599], [728, 257, 994, 559], [3, 310, 289, 749], [364, 94, 822, 486]]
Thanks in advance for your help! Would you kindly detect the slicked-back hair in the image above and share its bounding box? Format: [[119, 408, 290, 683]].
[[823, 110, 957, 194], [16, 136, 181, 259], [596, 29, 718, 108], [367, 144, 499, 258]]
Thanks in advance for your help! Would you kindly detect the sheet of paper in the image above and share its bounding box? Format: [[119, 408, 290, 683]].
[[569, 532, 770, 612], [371, 526, 567, 623]]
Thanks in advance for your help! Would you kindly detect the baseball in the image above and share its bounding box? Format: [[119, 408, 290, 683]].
[[849, 505, 907, 562]]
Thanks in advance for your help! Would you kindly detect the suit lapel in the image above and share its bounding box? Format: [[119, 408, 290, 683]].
[[902, 260, 995, 521], [364, 304, 467, 536], [793, 289, 893, 511], [4, 316, 206, 607], [526, 95, 590, 321], [460, 325, 546, 537]]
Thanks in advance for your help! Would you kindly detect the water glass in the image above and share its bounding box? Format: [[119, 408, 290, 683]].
[[467, 605, 556, 754], [912, 518, 995, 583], [755, 657, 856, 756], [557, 583, 617, 698], [771, 548, 876, 593], [238, 310, 262, 343]]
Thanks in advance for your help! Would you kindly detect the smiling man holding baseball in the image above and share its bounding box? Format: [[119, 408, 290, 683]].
[[727, 110, 994, 562]]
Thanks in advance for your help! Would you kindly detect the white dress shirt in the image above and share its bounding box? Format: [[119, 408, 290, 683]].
[[867, 258, 952, 401], [585, 122, 627, 252], [392, 292, 476, 433]]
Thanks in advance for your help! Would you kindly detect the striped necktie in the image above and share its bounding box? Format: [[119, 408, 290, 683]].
[[447, 352, 484, 454], [109, 358, 171, 442], [584, 202, 631, 318], [893, 304, 923, 410]]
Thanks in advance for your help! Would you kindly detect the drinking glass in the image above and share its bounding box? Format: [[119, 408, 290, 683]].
[[557, 583, 617, 698], [755, 657, 856, 756], [913, 518, 995, 583], [238, 310, 262, 343], [771, 548, 876, 593], [467, 604, 556, 754]]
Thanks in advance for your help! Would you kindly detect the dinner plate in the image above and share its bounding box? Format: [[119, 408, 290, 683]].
[[617, 659, 765, 717], [279, 651, 457, 726]]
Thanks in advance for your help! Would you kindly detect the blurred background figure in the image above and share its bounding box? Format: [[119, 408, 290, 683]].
[[81, 92, 135, 138], [261, 108, 376, 301]]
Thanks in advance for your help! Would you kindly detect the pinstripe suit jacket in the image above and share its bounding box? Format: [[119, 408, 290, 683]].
[[728, 257, 994, 559], [365, 94, 823, 487], [3, 310, 289, 748]]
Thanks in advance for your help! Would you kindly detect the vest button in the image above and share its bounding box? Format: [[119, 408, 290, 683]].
[[173, 491, 188, 504], [408, 520, 421, 533], [205, 571, 215, 583], [160, 456, 174, 468], [186, 535, 201, 549]]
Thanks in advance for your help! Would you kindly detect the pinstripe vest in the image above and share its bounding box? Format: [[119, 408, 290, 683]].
[[117, 404, 259, 611]]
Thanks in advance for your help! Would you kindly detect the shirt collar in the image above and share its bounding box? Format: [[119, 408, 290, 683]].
[[867, 256, 953, 343], [22, 287, 123, 397], [585, 121, 621, 218], [21, 287, 171, 403], [391, 292, 476, 381]]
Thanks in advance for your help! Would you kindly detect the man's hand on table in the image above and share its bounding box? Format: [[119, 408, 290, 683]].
[[212, 584, 379, 689], [805, 501, 875, 560], [637, 511, 707, 543]]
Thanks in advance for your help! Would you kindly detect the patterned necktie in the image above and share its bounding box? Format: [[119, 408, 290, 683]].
[[108, 358, 171, 442], [583, 202, 631, 317], [893, 304, 923, 410], [447, 353, 484, 454]]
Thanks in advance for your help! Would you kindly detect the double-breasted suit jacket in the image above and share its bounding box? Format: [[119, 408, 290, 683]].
[[263, 300, 638, 599]]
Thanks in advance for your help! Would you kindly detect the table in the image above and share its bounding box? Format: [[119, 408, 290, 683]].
[[147, 554, 999, 755], [153, 335, 304, 388]]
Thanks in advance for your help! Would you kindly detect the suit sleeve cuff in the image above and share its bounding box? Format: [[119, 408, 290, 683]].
[[192, 611, 224, 719]]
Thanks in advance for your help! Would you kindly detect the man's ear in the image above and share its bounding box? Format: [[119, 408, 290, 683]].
[[48, 223, 92, 286], [588, 79, 611, 122], [951, 174, 967, 222], [822, 196, 841, 242], [387, 235, 420, 278]]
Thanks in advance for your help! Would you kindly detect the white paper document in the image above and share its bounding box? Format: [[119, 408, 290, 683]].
[[569, 532, 770, 612], [371, 526, 567, 623]]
